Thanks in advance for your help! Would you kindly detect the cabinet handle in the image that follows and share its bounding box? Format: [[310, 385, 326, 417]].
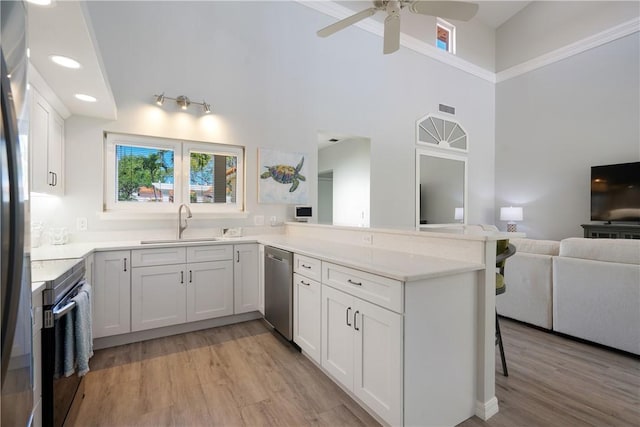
[[236, 251, 240, 263], [347, 279, 362, 286], [189, 270, 192, 283], [354, 310, 360, 331], [48, 171, 54, 186], [123, 258, 127, 272], [302, 264, 311, 269], [346, 307, 352, 326], [180, 271, 184, 284], [52, 172, 57, 187], [300, 280, 310, 286]]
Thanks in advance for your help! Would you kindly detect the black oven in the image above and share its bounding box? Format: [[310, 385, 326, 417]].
[[32, 259, 86, 427]]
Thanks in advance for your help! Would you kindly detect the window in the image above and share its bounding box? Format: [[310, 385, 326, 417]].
[[105, 133, 244, 214], [436, 18, 455, 54]]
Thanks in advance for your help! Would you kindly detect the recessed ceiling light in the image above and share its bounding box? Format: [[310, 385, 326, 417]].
[[26, 0, 53, 5], [50, 55, 81, 69], [75, 94, 97, 103]]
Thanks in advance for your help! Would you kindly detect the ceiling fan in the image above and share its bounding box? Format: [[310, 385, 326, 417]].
[[317, 1, 479, 54]]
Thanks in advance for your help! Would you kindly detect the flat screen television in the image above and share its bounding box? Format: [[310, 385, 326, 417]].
[[591, 161, 640, 222]]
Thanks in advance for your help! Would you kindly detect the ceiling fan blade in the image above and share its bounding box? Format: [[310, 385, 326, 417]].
[[317, 7, 378, 38], [409, 1, 479, 21], [383, 13, 401, 54]]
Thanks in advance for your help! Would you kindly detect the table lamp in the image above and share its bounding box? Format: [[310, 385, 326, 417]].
[[500, 206, 523, 232]]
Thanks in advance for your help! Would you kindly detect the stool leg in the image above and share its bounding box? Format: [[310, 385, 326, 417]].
[[496, 311, 508, 377]]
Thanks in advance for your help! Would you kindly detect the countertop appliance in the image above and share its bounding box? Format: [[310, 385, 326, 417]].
[[264, 246, 293, 340], [32, 258, 87, 427], [1, 1, 33, 426]]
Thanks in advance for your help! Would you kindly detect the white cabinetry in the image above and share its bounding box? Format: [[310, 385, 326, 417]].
[[131, 245, 234, 332], [93, 251, 131, 338], [258, 244, 265, 315], [30, 87, 64, 196], [233, 244, 259, 314], [293, 254, 322, 363], [321, 263, 403, 426]]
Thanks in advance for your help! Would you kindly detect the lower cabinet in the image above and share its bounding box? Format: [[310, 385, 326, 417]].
[[233, 244, 259, 314], [293, 273, 321, 363], [131, 260, 234, 332], [321, 284, 402, 426], [93, 251, 131, 338]]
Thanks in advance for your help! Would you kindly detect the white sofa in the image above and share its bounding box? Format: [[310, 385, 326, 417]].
[[497, 238, 560, 329], [553, 238, 640, 355]]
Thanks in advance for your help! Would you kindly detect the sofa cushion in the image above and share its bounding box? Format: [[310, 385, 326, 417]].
[[510, 238, 560, 256], [559, 237, 640, 265]]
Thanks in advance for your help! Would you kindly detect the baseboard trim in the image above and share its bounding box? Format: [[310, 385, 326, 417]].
[[93, 311, 263, 350], [475, 396, 499, 420]]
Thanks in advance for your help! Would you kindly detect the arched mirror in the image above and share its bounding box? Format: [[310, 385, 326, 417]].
[[415, 114, 468, 228]]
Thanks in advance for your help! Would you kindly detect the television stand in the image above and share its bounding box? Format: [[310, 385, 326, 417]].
[[582, 223, 640, 239]]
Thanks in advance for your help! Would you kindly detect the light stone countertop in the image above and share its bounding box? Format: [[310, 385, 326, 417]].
[[31, 234, 483, 282]]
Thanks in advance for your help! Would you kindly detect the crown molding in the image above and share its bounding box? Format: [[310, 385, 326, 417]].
[[496, 17, 640, 83], [299, 2, 639, 85]]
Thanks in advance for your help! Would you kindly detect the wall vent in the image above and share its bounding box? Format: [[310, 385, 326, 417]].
[[439, 104, 455, 115]]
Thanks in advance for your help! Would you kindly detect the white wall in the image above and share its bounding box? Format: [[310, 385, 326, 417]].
[[495, 33, 640, 240], [496, 1, 640, 72], [33, 1, 496, 237], [318, 138, 370, 227]]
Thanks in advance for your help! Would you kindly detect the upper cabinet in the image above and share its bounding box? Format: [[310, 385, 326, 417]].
[[30, 87, 64, 196]]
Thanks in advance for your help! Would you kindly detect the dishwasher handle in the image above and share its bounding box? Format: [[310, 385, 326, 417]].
[[266, 253, 288, 264]]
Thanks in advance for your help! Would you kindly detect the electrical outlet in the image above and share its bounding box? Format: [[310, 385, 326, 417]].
[[76, 217, 88, 231], [362, 234, 373, 244], [254, 215, 265, 226]]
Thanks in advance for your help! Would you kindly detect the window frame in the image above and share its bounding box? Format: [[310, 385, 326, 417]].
[[182, 141, 244, 214], [104, 133, 245, 215], [436, 18, 456, 54]]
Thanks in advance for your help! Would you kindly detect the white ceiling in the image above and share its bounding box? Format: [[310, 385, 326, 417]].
[[26, 0, 530, 121]]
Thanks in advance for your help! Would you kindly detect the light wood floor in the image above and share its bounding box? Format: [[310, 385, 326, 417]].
[[72, 318, 640, 427]]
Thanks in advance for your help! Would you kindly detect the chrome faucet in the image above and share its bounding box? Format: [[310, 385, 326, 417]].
[[178, 204, 192, 239]]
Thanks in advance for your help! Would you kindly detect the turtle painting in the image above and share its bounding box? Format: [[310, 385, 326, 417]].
[[260, 156, 306, 192]]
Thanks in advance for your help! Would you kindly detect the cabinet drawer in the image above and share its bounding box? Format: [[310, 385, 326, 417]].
[[294, 254, 322, 281], [322, 262, 403, 313], [187, 245, 233, 263], [131, 247, 186, 267]]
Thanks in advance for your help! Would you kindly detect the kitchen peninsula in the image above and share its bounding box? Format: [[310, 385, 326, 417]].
[[32, 223, 503, 426]]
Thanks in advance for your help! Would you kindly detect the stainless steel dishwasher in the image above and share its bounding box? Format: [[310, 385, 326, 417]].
[[264, 246, 293, 340]]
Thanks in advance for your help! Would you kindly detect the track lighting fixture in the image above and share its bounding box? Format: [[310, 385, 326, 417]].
[[153, 93, 212, 114]]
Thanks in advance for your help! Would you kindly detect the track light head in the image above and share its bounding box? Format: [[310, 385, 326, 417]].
[[176, 96, 190, 110], [155, 93, 165, 106], [203, 101, 211, 114]]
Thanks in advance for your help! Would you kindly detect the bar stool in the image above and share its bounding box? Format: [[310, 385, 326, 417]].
[[496, 240, 516, 377]]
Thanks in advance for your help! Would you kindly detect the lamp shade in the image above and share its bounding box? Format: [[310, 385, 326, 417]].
[[454, 207, 464, 220], [500, 206, 523, 222]]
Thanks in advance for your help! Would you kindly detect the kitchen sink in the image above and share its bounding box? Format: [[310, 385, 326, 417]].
[[140, 237, 220, 245]]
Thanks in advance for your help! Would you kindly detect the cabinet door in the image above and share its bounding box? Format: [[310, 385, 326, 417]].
[[321, 285, 354, 390], [353, 298, 403, 426], [294, 273, 321, 363], [186, 260, 233, 322], [93, 251, 131, 338], [131, 264, 186, 331], [258, 244, 265, 315], [47, 110, 64, 196], [233, 244, 259, 314], [30, 90, 50, 193]]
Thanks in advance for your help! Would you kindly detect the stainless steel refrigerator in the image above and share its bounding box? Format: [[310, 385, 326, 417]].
[[1, 1, 33, 426]]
